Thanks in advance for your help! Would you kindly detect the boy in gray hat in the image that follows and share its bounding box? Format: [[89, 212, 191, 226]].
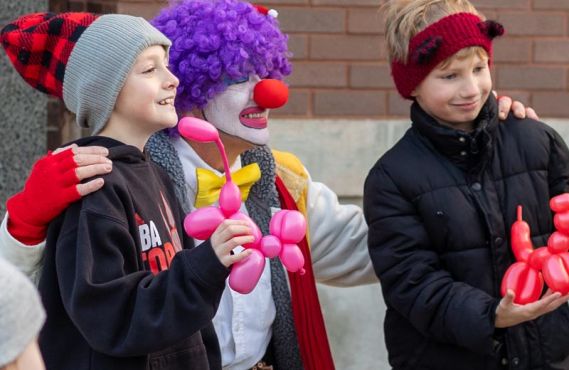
[[1, 11, 254, 370], [0, 257, 46, 370]]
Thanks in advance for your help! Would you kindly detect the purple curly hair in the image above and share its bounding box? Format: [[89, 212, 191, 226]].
[[152, 0, 292, 113]]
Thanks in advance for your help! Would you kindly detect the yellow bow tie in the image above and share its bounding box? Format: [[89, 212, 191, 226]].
[[194, 163, 262, 208]]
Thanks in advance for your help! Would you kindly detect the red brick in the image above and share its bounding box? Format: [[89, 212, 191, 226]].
[[494, 90, 531, 107], [288, 35, 308, 60], [348, 8, 384, 34], [493, 38, 531, 63], [101, 3, 118, 14], [470, 0, 530, 8], [272, 90, 310, 116], [497, 66, 566, 90], [388, 93, 411, 117], [350, 64, 393, 88], [68, 2, 86, 11], [534, 0, 569, 10], [481, 10, 498, 20], [259, 0, 308, 4], [278, 7, 345, 33], [533, 92, 569, 117], [497, 12, 565, 36], [311, 35, 385, 60], [116, 2, 163, 19], [288, 63, 347, 88], [534, 40, 569, 63], [314, 90, 385, 116], [86, 2, 103, 13], [312, 0, 382, 5]]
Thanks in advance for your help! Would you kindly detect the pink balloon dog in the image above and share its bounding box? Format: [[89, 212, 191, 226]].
[[178, 117, 306, 294]]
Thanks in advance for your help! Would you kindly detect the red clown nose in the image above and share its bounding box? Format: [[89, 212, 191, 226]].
[[253, 79, 289, 109]]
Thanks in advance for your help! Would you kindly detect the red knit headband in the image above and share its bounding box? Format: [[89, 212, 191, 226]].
[[391, 12, 504, 99]]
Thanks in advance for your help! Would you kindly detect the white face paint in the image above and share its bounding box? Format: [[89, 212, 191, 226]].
[[203, 75, 270, 145]]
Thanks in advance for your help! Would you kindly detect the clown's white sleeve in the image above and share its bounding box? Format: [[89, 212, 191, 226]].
[[305, 171, 378, 286], [0, 213, 45, 284]]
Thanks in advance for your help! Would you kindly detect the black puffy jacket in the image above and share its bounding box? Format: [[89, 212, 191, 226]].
[[364, 97, 569, 370]]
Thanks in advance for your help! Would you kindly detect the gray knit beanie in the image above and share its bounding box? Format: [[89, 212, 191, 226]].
[[63, 14, 172, 134], [0, 257, 46, 367]]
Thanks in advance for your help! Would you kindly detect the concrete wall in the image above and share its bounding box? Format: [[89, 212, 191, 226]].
[[0, 0, 48, 215]]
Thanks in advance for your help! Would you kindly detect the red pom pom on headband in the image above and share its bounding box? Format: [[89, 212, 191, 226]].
[[391, 12, 504, 100]]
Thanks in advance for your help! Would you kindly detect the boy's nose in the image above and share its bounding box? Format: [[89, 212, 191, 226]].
[[165, 70, 179, 89], [461, 76, 480, 98]]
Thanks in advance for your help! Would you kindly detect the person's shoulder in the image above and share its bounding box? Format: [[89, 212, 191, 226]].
[[365, 128, 424, 189], [500, 114, 551, 134], [272, 149, 305, 171], [499, 114, 561, 145], [368, 127, 421, 174]]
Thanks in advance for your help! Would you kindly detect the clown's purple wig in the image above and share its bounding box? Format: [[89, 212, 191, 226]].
[[152, 0, 292, 113]]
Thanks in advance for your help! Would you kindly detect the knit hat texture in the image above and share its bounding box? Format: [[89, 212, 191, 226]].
[[391, 12, 504, 99], [1, 12, 172, 134], [0, 257, 46, 367]]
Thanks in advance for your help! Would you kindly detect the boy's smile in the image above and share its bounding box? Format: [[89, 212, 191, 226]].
[[411, 50, 492, 132], [158, 96, 175, 107]]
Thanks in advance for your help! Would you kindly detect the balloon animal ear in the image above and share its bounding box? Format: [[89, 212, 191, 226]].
[[478, 20, 505, 40], [411, 36, 443, 65]]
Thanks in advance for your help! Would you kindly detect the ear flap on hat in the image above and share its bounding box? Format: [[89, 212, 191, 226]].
[[478, 20, 505, 40], [411, 36, 443, 65]]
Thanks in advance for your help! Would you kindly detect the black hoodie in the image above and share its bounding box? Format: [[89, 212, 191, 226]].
[[39, 136, 228, 370]]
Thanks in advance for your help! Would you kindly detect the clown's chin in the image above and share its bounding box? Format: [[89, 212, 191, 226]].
[[218, 128, 269, 148]]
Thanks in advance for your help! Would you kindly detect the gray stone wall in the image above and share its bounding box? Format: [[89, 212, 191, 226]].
[[0, 0, 48, 216]]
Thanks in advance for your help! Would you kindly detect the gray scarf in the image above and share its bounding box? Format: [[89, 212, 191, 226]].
[[146, 133, 303, 369], [242, 146, 304, 370]]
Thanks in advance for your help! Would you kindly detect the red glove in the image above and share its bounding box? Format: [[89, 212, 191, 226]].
[[6, 149, 80, 245]]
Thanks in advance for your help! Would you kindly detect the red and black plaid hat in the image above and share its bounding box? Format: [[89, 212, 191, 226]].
[[1, 12, 99, 98]]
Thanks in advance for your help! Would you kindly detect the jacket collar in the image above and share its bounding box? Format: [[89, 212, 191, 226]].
[[411, 94, 499, 175]]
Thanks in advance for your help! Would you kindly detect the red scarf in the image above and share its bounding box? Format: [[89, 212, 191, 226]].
[[275, 175, 335, 370]]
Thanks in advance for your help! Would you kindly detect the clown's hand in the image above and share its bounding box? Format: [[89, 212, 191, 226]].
[[495, 92, 539, 121], [6, 145, 111, 245]]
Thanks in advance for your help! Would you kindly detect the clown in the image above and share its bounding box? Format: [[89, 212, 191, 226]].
[[0, 0, 538, 369], [145, 2, 373, 369]]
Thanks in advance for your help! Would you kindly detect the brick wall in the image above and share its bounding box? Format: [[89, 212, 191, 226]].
[[278, 0, 569, 119], [48, 0, 569, 147]]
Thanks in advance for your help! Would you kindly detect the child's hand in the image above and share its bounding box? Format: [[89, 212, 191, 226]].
[[210, 219, 255, 267], [495, 289, 569, 328]]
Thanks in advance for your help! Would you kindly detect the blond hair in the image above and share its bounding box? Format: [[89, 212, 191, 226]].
[[383, 0, 483, 63]]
